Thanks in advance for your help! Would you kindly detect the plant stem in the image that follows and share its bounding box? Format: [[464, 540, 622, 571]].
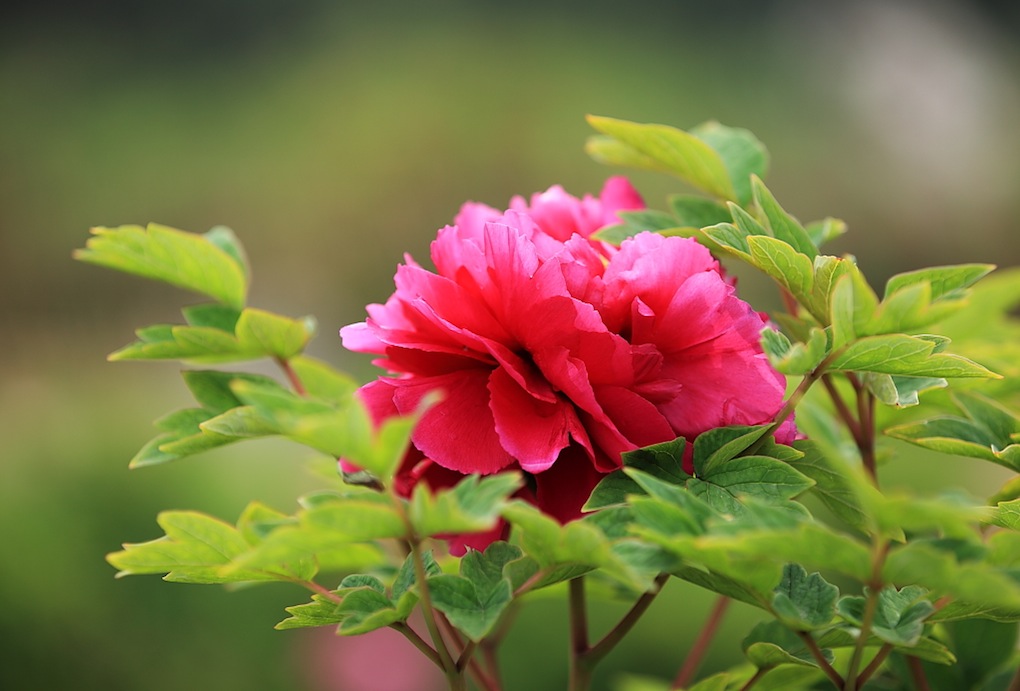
[[906, 656, 930, 691], [396, 501, 462, 689], [1008, 664, 1020, 691], [844, 540, 889, 690], [274, 355, 307, 396], [391, 622, 444, 668], [849, 374, 876, 484], [672, 596, 730, 689], [588, 573, 670, 664], [568, 577, 592, 691], [738, 668, 767, 691], [794, 630, 844, 688], [821, 374, 862, 442], [856, 643, 892, 687]]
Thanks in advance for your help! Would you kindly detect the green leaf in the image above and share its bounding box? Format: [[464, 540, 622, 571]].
[[838, 585, 934, 646], [829, 267, 878, 348], [108, 323, 258, 363], [585, 135, 675, 175], [75, 224, 248, 309], [587, 115, 736, 200], [692, 425, 773, 477], [805, 255, 852, 324], [886, 392, 1020, 471], [335, 586, 410, 635], [829, 334, 998, 378], [884, 263, 995, 301], [288, 356, 359, 403], [182, 302, 242, 331], [805, 218, 847, 248], [787, 441, 869, 531], [742, 620, 831, 670], [883, 541, 1020, 610], [584, 438, 688, 511], [700, 222, 753, 260], [668, 195, 731, 229], [409, 473, 522, 538], [943, 618, 1019, 684], [771, 564, 839, 631], [203, 226, 250, 283], [107, 510, 273, 584], [302, 495, 408, 542], [750, 176, 817, 258], [427, 543, 521, 641], [747, 236, 814, 306], [993, 499, 1020, 531], [689, 455, 814, 516], [503, 501, 650, 591], [235, 308, 314, 360], [862, 373, 947, 408], [690, 121, 769, 206], [275, 593, 344, 630], [760, 327, 829, 376]]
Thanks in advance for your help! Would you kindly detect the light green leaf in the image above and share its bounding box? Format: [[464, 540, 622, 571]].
[[585, 135, 675, 175], [690, 121, 769, 206], [863, 373, 947, 408], [883, 541, 1020, 610], [275, 593, 344, 630], [700, 221, 753, 261], [75, 224, 248, 309], [751, 176, 817, 258], [787, 441, 869, 531], [806, 255, 852, 324], [830, 334, 998, 378], [235, 308, 314, 360], [587, 115, 737, 200], [886, 392, 1020, 470], [829, 267, 878, 348], [302, 496, 407, 542], [760, 327, 829, 376], [747, 235, 814, 305], [742, 620, 831, 670], [771, 564, 839, 631], [288, 356, 360, 403], [805, 218, 847, 248], [884, 263, 995, 301], [410, 473, 522, 538], [107, 510, 272, 584]]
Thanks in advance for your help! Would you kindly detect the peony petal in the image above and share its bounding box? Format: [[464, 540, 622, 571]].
[[391, 367, 514, 475], [532, 445, 608, 523], [488, 367, 582, 473]]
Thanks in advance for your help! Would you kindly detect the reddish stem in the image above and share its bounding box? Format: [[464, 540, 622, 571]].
[[672, 596, 730, 689]]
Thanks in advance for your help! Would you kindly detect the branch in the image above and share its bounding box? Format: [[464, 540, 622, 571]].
[[672, 596, 730, 689]]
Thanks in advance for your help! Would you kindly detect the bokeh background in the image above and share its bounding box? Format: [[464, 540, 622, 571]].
[[2, 1, 1019, 689]]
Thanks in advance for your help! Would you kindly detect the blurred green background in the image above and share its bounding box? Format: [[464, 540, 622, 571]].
[[2, 1, 1019, 689]]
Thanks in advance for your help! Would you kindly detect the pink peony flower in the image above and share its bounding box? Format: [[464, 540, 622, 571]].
[[341, 180, 790, 551]]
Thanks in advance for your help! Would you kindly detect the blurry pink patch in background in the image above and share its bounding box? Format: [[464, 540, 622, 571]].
[[299, 622, 445, 691]]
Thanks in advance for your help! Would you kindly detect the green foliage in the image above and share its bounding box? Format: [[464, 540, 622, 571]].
[[79, 117, 1020, 691], [75, 224, 249, 308]]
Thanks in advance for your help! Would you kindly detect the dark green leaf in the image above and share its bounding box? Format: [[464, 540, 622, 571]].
[[771, 564, 839, 630], [742, 620, 831, 669], [410, 473, 521, 538], [667, 195, 731, 228], [837, 585, 934, 646]]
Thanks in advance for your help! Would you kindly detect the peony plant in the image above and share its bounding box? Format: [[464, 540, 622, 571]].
[[76, 116, 1020, 691]]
